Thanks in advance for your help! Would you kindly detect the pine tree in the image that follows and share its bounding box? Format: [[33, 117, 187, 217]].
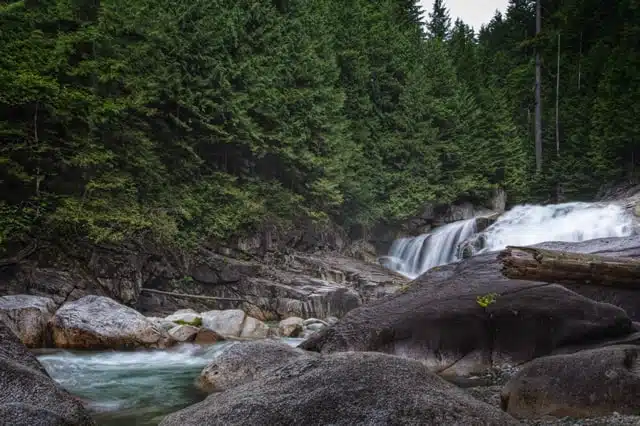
[[426, 0, 451, 40]]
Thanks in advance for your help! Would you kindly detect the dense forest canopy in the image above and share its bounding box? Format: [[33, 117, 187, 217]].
[[1, 0, 638, 250]]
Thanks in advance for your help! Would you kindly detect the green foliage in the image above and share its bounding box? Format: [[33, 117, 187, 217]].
[[174, 317, 203, 327], [476, 293, 498, 308]]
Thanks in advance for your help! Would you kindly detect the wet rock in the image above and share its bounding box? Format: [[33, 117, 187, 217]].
[[196, 340, 311, 393], [0, 321, 95, 425], [165, 352, 518, 426], [502, 345, 640, 419], [194, 328, 224, 345], [168, 325, 199, 342], [50, 295, 174, 349], [0, 295, 56, 347], [278, 317, 304, 337], [300, 251, 634, 376]]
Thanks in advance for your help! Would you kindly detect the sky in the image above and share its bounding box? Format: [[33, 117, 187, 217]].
[[419, 0, 509, 31]]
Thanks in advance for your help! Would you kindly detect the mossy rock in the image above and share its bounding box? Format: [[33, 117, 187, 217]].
[[175, 317, 203, 327]]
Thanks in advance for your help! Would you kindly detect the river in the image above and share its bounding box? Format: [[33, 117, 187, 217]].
[[36, 338, 304, 425]]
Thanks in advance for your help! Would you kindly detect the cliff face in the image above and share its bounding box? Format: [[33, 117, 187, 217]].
[[0, 221, 406, 320]]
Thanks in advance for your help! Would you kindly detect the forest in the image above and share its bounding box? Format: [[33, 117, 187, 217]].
[[1, 0, 639, 250]]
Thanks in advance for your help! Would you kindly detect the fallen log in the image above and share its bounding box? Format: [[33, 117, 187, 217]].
[[140, 288, 247, 302], [498, 245, 640, 289]]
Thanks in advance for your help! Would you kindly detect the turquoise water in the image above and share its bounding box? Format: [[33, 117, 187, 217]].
[[36, 339, 304, 425]]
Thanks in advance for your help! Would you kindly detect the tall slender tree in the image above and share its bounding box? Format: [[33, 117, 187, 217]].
[[427, 0, 451, 40]]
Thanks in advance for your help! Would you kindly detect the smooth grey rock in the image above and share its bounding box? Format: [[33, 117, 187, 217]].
[[502, 345, 640, 419], [0, 295, 56, 347], [50, 296, 174, 349], [200, 310, 246, 337], [197, 340, 311, 393], [164, 352, 518, 426], [0, 321, 95, 425]]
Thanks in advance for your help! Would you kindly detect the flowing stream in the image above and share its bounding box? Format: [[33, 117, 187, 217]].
[[385, 202, 635, 279], [36, 338, 304, 425]]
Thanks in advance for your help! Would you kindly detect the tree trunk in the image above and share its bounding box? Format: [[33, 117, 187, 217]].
[[535, 0, 543, 173], [498, 246, 640, 289], [555, 32, 560, 157]]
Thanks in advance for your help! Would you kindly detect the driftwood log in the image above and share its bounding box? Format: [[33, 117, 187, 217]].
[[498, 246, 640, 289]]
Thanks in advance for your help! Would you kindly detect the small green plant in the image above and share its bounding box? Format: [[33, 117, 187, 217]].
[[476, 293, 498, 308], [175, 317, 203, 327], [398, 283, 412, 293]]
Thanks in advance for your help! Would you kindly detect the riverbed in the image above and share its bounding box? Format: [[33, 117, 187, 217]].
[[36, 339, 304, 425]]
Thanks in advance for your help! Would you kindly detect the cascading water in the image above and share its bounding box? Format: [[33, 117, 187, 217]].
[[383, 201, 635, 279], [383, 219, 477, 279], [478, 202, 634, 252]]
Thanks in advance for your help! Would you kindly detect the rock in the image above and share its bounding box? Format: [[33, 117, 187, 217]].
[[135, 251, 404, 321], [164, 351, 518, 426], [146, 316, 178, 331], [0, 295, 56, 347], [300, 251, 635, 376], [501, 345, 640, 419], [194, 328, 224, 345], [278, 317, 304, 337], [165, 309, 201, 325], [0, 321, 95, 425], [196, 340, 312, 393], [303, 318, 328, 329], [50, 295, 174, 349], [200, 309, 246, 337], [325, 316, 339, 326], [239, 316, 269, 339], [168, 325, 199, 342]]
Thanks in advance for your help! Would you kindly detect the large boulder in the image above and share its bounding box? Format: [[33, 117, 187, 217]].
[[501, 345, 640, 419], [300, 252, 635, 376], [0, 321, 95, 425], [0, 295, 56, 347], [197, 340, 312, 392], [163, 352, 517, 426], [49, 295, 174, 349]]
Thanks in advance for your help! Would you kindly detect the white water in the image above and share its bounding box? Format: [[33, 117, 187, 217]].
[[383, 219, 477, 279], [37, 338, 304, 425], [479, 202, 634, 252], [384, 202, 634, 279]]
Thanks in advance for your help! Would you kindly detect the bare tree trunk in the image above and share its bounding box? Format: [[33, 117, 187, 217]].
[[535, 0, 543, 172], [555, 32, 560, 156], [578, 31, 582, 91]]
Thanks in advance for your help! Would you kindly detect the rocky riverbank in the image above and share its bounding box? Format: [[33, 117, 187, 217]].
[[3, 198, 640, 424]]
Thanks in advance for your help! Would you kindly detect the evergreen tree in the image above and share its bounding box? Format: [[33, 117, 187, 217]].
[[426, 0, 451, 40]]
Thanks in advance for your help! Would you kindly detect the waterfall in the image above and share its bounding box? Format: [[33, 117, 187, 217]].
[[382, 219, 477, 279], [478, 202, 634, 252], [383, 201, 635, 280]]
